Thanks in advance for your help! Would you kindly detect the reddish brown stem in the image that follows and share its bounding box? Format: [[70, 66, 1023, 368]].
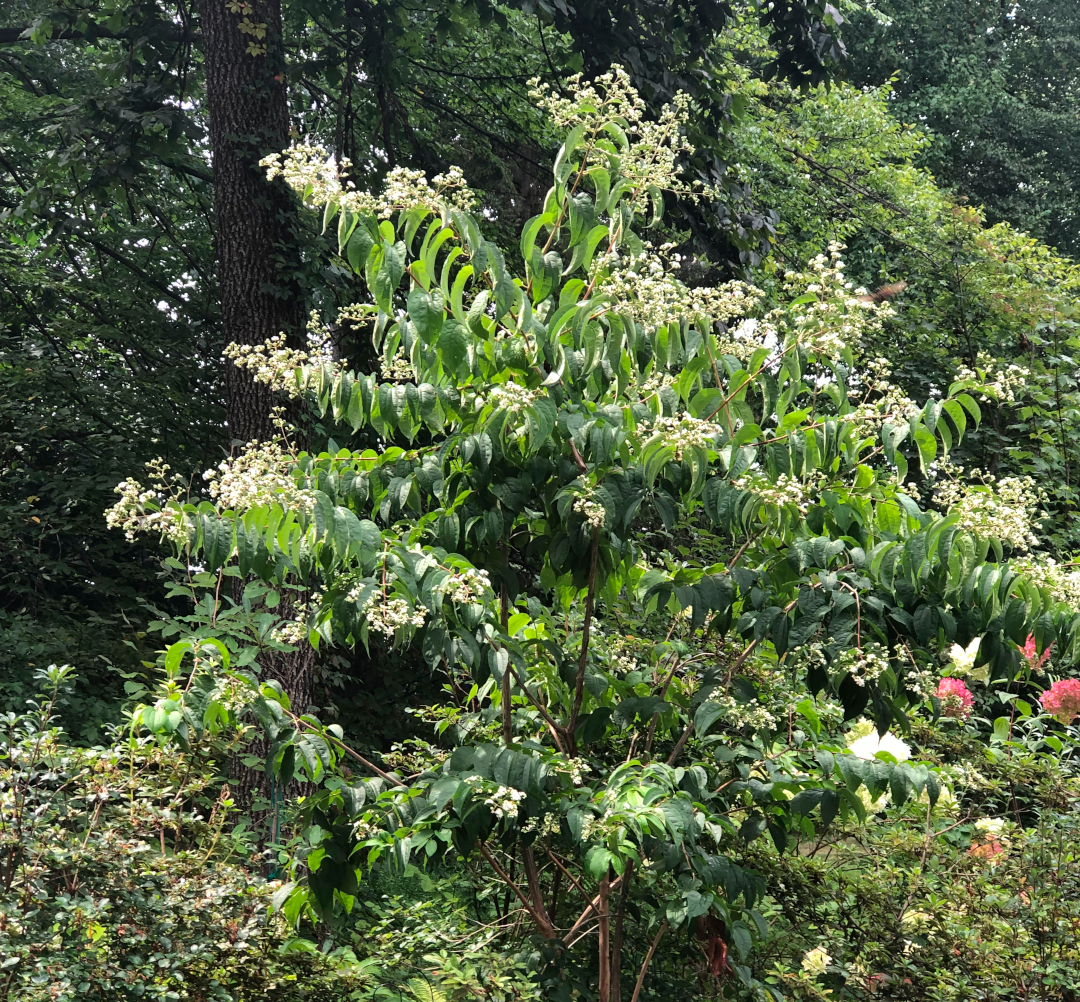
[[479, 841, 556, 939], [597, 871, 612, 1002], [568, 529, 600, 752]]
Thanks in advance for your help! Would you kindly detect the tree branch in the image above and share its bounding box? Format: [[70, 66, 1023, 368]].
[[0, 23, 197, 45], [479, 842, 556, 939]]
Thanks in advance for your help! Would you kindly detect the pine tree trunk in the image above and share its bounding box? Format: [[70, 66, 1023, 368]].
[[198, 0, 302, 446]]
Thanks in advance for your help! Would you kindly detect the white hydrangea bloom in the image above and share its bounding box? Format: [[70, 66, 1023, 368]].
[[847, 730, 911, 762]]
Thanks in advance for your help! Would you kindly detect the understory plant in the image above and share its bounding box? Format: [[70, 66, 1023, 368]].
[[108, 68, 1080, 1000]]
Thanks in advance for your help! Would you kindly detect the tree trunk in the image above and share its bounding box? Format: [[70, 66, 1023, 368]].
[[199, 0, 316, 816], [198, 0, 303, 446]]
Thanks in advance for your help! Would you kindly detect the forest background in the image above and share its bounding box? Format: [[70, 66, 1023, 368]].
[[4, 0, 1080, 1000]]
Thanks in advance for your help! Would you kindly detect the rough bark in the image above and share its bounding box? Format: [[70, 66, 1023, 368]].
[[230, 594, 318, 814], [199, 0, 316, 814], [198, 0, 302, 446]]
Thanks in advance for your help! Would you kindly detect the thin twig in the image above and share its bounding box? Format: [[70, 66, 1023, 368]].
[[628, 920, 668, 1002], [479, 842, 556, 938]]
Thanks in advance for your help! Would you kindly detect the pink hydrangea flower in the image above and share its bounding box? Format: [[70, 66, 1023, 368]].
[[1022, 634, 1053, 674], [937, 677, 974, 719], [1040, 678, 1080, 725]]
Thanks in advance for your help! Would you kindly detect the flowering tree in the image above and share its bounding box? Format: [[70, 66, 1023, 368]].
[[111, 69, 1080, 998]]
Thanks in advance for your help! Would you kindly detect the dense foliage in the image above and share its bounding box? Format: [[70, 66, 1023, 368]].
[[6, 2, 1080, 1000]]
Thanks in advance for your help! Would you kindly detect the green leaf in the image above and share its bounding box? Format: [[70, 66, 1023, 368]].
[[437, 320, 469, 376]]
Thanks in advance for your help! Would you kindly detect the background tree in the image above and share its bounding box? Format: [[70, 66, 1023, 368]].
[[845, 0, 1080, 256]]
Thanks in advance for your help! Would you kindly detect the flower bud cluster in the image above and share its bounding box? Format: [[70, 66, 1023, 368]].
[[713, 693, 777, 730], [224, 325, 343, 398], [847, 357, 921, 436], [487, 380, 542, 414], [361, 594, 426, 637], [735, 471, 825, 514], [203, 440, 314, 515], [1012, 556, 1080, 611], [573, 496, 607, 530], [559, 757, 590, 787], [648, 413, 726, 460], [839, 641, 890, 688], [956, 352, 1031, 404], [262, 145, 475, 218], [442, 566, 492, 604], [484, 785, 526, 819], [380, 350, 414, 383], [106, 461, 187, 543], [935, 474, 1040, 551], [529, 67, 710, 202], [765, 243, 892, 357], [600, 245, 762, 334]]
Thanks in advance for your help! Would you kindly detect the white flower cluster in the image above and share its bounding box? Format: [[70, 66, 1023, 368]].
[[261, 144, 476, 219], [224, 332, 338, 399], [735, 471, 825, 514], [580, 809, 615, 841], [599, 244, 762, 334], [304, 310, 336, 364], [935, 474, 1040, 551], [105, 460, 186, 543], [762, 243, 891, 357], [361, 594, 426, 637], [442, 566, 492, 604], [846, 357, 921, 436], [956, 352, 1031, 404], [649, 413, 726, 460], [529, 66, 711, 202], [601, 246, 696, 330], [694, 281, 765, 325], [270, 619, 307, 645], [560, 757, 590, 787], [351, 815, 379, 842], [1011, 556, 1080, 611], [380, 350, 414, 383], [484, 785, 526, 819], [838, 641, 891, 688], [269, 596, 317, 646], [906, 666, 939, 700], [573, 496, 607, 530], [487, 380, 542, 414], [635, 369, 673, 398], [714, 694, 777, 730], [203, 440, 314, 514]]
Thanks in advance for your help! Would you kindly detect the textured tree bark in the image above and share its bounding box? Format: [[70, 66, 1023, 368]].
[[199, 0, 316, 813], [198, 0, 303, 446]]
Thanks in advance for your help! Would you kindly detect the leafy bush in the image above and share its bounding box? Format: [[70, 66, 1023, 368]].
[[0, 665, 375, 1001], [102, 62, 1080, 1002]]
